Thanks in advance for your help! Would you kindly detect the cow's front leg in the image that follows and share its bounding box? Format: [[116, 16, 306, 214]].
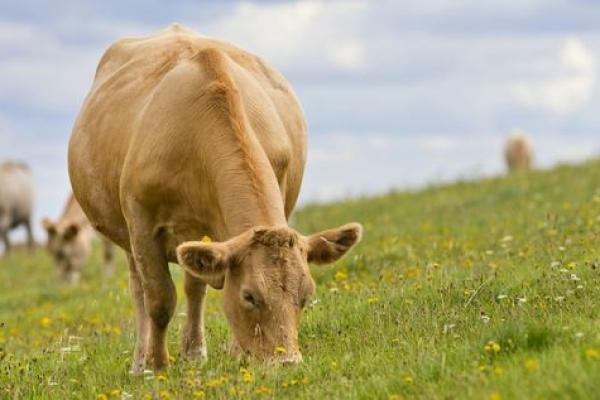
[[130, 231, 176, 370], [182, 272, 208, 360], [139, 253, 176, 370]]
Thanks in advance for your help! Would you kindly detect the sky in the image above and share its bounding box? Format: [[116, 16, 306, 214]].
[[1, 0, 600, 238]]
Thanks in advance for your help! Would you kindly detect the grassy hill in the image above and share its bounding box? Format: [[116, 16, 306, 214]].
[[2, 159, 600, 399]]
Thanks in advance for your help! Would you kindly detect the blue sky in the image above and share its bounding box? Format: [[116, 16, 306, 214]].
[[1, 0, 600, 236]]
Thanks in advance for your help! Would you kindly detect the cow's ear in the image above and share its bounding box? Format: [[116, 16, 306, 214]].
[[63, 223, 79, 241], [42, 218, 56, 236], [306, 223, 363, 265], [177, 241, 231, 285]]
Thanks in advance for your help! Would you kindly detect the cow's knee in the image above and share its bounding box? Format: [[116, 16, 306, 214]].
[[145, 286, 176, 329]]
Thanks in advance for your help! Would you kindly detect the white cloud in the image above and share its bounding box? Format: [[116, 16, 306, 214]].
[[204, 0, 368, 72], [512, 37, 597, 114], [0, 114, 15, 148], [0, 17, 152, 112], [0, 21, 37, 47], [327, 39, 364, 70]]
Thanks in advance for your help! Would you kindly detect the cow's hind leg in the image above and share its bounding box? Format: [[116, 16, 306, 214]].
[[1, 230, 10, 256], [127, 253, 149, 374], [0, 215, 10, 256], [24, 219, 34, 250], [182, 272, 208, 361], [128, 216, 176, 371]]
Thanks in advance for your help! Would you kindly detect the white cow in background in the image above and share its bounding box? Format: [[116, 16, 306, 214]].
[[0, 161, 34, 255]]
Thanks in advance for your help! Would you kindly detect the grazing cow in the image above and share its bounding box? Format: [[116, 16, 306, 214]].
[[42, 194, 115, 283], [0, 161, 34, 255], [505, 132, 533, 172], [68, 24, 362, 372]]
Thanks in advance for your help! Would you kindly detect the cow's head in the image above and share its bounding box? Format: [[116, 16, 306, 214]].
[[176, 223, 362, 363], [41, 218, 90, 283]]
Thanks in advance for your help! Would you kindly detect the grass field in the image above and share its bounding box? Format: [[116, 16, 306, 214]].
[[2, 159, 600, 399]]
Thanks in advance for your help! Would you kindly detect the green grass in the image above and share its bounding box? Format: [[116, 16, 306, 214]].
[[2, 159, 600, 399]]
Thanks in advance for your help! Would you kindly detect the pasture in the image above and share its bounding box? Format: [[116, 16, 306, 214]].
[[2, 159, 600, 399]]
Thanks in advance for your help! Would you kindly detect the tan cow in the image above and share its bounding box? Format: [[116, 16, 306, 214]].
[[0, 161, 34, 255], [68, 24, 362, 372], [505, 132, 533, 172], [42, 194, 115, 283]]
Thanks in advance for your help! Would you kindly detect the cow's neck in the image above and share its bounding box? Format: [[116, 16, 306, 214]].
[[210, 138, 287, 238]]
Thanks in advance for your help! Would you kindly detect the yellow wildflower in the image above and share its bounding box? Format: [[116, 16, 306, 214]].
[[157, 373, 167, 381], [367, 297, 379, 304], [40, 317, 51, 328], [493, 366, 504, 376], [489, 393, 502, 400], [97, 395, 108, 400], [193, 391, 205, 399], [403, 375, 414, 384], [201, 235, 212, 243], [405, 266, 420, 278], [275, 346, 287, 354], [525, 358, 539, 371], [255, 386, 273, 395], [484, 341, 501, 353], [159, 390, 171, 399], [241, 367, 253, 384], [586, 348, 599, 360], [110, 389, 121, 397], [335, 270, 347, 281], [206, 376, 228, 388]]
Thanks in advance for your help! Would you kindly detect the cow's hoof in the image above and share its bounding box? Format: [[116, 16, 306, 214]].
[[182, 345, 207, 362], [129, 360, 146, 376]]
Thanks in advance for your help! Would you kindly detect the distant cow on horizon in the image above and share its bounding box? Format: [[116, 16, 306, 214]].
[[0, 161, 34, 255], [505, 132, 533, 172]]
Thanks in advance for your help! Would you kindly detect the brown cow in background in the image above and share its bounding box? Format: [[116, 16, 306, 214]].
[[42, 194, 115, 283], [505, 131, 533, 172]]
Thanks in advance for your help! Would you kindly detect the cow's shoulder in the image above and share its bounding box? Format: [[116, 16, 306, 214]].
[[94, 25, 196, 81]]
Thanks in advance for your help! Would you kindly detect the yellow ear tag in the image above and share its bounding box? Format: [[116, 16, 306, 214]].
[[200, 235, 212, 243]]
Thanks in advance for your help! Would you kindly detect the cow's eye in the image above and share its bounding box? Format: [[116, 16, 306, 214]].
[[242, 290, 258, 308]]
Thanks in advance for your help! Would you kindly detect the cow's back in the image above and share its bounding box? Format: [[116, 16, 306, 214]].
[[69, 24, 306, 251]]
